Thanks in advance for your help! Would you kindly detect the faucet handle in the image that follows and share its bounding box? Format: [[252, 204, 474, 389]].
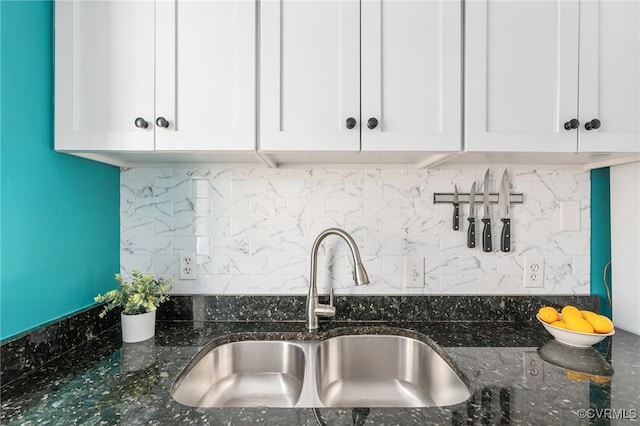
[[314, 289, 336, 319]]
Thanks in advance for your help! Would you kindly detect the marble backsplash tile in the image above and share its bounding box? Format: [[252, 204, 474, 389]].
[[121, 168, 591, 295]]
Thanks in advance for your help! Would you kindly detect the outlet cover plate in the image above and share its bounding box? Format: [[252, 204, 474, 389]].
[[561, 201, 581, 232], [179, 251, 197, 280], [404, 257, 424, 288], [524, 257, 544, 288]]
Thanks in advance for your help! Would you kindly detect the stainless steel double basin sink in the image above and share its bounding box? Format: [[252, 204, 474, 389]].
[[171, 329, 471, 408]]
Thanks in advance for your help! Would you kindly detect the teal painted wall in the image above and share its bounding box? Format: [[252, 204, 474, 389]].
[[0, 0, 120, 340], [590, 168, 612, 319]]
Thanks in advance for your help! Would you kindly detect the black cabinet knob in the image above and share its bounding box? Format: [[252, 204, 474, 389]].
[[134, 117, 149, 129], [156, 117, 169, 128], [563, 119, 579, 130], [585, 118, 601, 130], [346, 117, 357, 129], [367, 117, 378, 129]]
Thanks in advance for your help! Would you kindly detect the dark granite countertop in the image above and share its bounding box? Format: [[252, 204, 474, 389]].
[[2, 320, 639, 425], [2, 296, 639, 425]]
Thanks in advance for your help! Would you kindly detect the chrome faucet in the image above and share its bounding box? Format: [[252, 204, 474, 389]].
[[306, 228, 369, 330]]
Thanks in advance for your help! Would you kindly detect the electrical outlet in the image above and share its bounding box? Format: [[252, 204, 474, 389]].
[[404, 257, 424, 288], [179, 252, 196, 280], [524, 257, 544, 288]]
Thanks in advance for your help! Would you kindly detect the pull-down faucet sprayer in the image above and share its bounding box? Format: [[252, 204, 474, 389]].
[[306, 228, 369, 330]]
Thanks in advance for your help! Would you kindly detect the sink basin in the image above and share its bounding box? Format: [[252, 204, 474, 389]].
[[171, 340, 306, 407], [171, 330, 470, 408], [315, 335, 471, 407]]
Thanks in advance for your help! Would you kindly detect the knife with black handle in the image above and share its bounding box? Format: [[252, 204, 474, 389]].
[[482, 218, 492, 252], [499, 169, 511, 252], [467, 181, 476, 248], [452, 185, 460, 231], [468, 218, 476, 248], [482, 169, 492, 252], [501, 218, 511, 252]]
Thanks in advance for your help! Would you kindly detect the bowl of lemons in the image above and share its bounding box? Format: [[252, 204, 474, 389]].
[[537, 305, 615, 347]]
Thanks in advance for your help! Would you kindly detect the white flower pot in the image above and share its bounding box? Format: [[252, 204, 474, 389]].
[[121, 310, 156, 343]]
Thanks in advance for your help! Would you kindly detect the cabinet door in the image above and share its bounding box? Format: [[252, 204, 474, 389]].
[[361, 0, 461, 152], [465, 0, 579, 152], [578, 0, 640, 153], [259, 0, 360, 152], [154, 0, 256, 151], [55, 0, 155, 151]]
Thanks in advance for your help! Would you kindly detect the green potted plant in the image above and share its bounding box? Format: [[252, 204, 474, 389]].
[[94, 270, 173, 343]]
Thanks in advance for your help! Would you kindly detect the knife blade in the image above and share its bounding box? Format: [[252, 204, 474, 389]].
[[467, 181, 476, 248], [482, 169, 492, 252], [499, 169, 511, 252], [452, 185, 460, 231]]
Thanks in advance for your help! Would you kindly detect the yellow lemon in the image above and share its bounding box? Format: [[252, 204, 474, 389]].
[[581, 310, 598, 322], [551, 320, 567, 329], [565, 317, 595, 333], [587, 315, 614, 334], [561, 305, 582, 320], [538, 306, 560, 323]]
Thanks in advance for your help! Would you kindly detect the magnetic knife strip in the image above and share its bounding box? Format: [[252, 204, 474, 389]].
[[433, 193, 524, 204]]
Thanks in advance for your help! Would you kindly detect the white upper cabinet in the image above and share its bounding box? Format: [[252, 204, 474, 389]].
[[361, 0, 461, 151], [465, 0, 579, 152], [154, 1, 255, 151], [578, 0, 640, 153], [55, 0, 636, 166], [55, 1, 156, 151], [259, 1, 360, 152], [259, 0, 462, 153], [55, 0, 255, 153], [465, 0, 639, 154]]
